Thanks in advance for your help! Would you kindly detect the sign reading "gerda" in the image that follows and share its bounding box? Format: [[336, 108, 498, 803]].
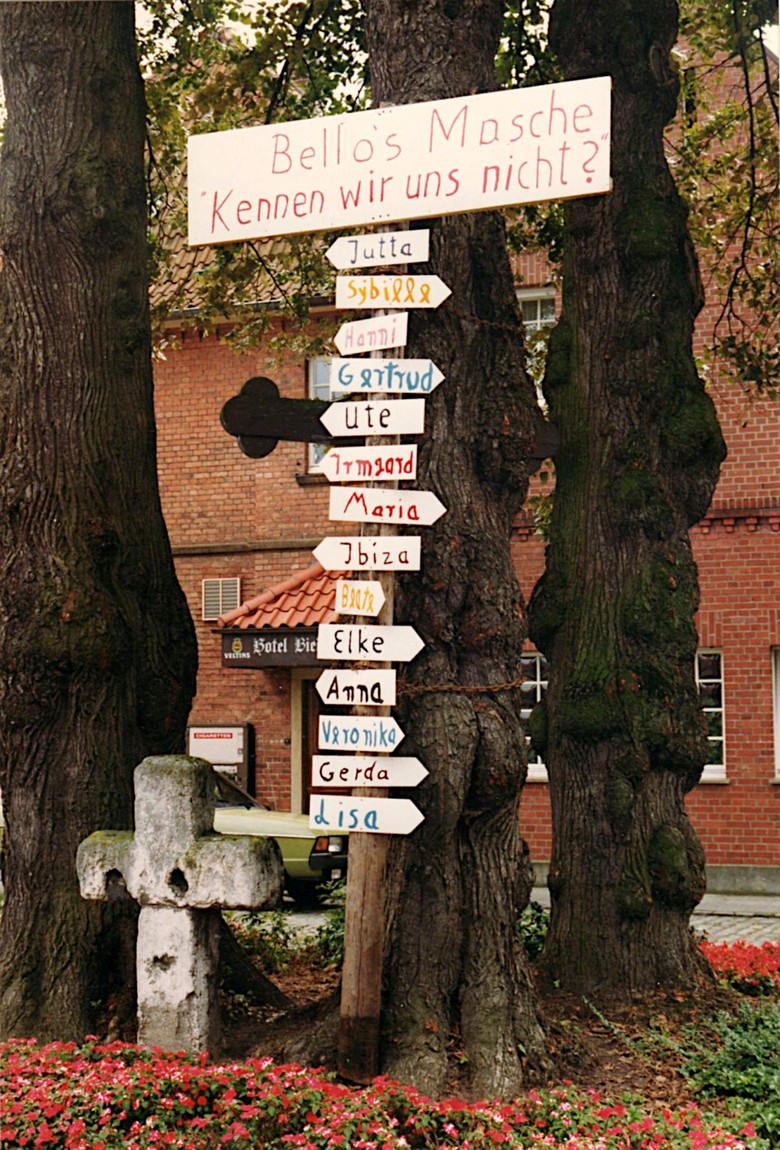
[[221, 628, 324, 668], [189, 77, 611, 244]]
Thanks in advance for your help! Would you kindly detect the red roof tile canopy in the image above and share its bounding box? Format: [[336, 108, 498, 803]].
[[218, 564, 347, 630]]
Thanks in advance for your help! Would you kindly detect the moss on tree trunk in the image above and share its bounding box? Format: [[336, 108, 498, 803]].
[[528, 0, 726, 992]]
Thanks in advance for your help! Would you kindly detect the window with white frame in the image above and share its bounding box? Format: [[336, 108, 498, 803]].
[[519, 290, 556, 332], [520, 651, 548, 781], [308, 358, 331, 472], [695, 649, 726, 781], [201, 577, 241, 621], [520, 648, 726, 783]]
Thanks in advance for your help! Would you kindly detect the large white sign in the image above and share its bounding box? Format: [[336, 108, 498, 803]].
[[310, 794, 424, 835], [329, 485, 446, 526], [189, 77, 611, 243], [329, 358, 444, 395], [312, 755, 428, 788]]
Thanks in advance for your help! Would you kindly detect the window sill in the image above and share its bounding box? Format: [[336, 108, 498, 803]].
[[296, 472, 329, 487]]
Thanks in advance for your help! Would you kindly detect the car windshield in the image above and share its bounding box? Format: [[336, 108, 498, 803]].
[[214, 773, 270, 811]]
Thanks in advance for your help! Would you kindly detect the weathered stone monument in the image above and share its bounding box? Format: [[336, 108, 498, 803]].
[[77, 755, 283, 1054]]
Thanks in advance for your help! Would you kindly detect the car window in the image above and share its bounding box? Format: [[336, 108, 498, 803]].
[[213, 773, 269, 810]]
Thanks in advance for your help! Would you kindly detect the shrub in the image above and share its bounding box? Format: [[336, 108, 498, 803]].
[[516, 899, 550, 962], [700, 939, 780, 996]]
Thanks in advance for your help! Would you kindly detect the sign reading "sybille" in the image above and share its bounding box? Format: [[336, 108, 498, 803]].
[[189, 77, 611, 244]]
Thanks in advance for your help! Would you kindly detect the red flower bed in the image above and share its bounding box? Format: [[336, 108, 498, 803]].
[[700, 939, 780, 995]]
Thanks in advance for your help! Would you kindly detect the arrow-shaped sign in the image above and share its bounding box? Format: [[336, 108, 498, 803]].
[[336, 275, 451, 310], [318, 714, 405, 752], [316, 667, 396, 706], [329, 358, 444, 396], [318, 623, 424, 663], [333, 312, 408, 356], [329, 485, 447, 527], [320, 444, 417, 483], [313, 535, 422, 571], [335, 579, 385, 617], [310, 794, 424, 836], [320, 397, 425, 438], [312, 755, 428, 788], [326, 230, 429, 270]]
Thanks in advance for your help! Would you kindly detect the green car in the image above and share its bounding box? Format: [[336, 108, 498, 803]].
[[213, 773, 347, 907]]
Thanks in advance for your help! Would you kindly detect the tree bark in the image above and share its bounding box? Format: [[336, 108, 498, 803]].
[[528, 0, 726, 992], [364, 0, 546, 1099], [0, 3, 197, 1040]]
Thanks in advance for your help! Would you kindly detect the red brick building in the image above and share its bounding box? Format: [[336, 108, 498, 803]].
[[154, 261, 779, 894], [155, 45, 779, 894]]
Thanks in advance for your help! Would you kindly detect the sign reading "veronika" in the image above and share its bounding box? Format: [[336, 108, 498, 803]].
[[188, 77, 611, 244]]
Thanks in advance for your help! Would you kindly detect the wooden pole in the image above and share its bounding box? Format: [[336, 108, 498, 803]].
[[338, 232, 407, 1078]]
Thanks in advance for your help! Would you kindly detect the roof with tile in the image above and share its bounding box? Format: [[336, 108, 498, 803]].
[[217, 563, 347, 630]]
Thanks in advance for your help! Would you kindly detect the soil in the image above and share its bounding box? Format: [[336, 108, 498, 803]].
[[219, 953, 739, 1105]]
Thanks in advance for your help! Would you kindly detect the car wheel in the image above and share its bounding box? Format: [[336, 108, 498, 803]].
[[285, 877, 325, 909]]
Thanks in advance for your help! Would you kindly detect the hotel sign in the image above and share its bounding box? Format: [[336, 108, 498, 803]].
[[221, 628, 324, 668]]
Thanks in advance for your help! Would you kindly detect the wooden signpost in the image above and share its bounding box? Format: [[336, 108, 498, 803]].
[[193, 68, 612, 1088]]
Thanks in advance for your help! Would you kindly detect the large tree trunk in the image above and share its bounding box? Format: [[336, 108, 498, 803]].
[[0, 3, 197, 1040], [527, 0, 726, 992], [364, 0, 546, 1099]]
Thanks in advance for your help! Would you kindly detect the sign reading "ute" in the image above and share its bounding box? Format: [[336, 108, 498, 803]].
[[320, 398, 425, 438]]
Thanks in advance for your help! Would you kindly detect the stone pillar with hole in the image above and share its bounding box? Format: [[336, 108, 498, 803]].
[[77, 755, 283, 1053]]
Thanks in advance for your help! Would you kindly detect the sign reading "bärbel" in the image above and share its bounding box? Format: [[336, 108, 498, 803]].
[[188, 77, 611, 244]]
